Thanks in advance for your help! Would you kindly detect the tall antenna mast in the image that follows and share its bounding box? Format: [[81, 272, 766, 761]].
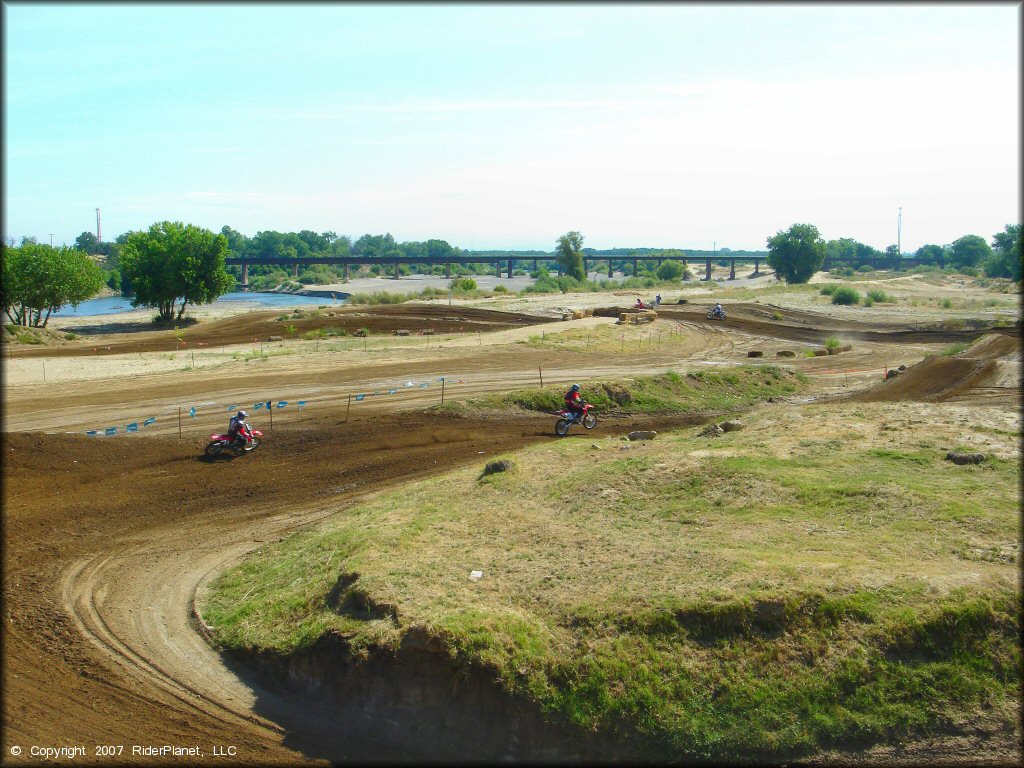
[[96, 208, 102, 242]]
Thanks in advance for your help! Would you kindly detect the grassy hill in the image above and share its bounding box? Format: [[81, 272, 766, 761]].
[[200, 394, 1020, 761]]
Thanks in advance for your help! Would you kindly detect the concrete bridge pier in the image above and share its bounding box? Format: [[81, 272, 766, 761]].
[[241, 264, 249, 291], [533, 259, 539, 274], [445, 263, 452, 279], [583, 258, 588, 276], [633, 258, 639, 276], [293, 263, 299, 278], [729, 260, 736, 280], [704, 258, 712, 281], [507, 259, 513, 278], [343, 264, 350, 282], [608, 261, 614, 278], [752, 260, 760, 276], [393, 262, 400, 279]]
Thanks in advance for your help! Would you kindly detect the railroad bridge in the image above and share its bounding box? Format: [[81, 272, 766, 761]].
[[224, 254, 935, 291]]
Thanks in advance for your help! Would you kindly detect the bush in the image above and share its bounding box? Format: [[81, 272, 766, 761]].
[[831, 287, 861, 305], [856, 264, 874, 273], [825, 336, 841, 350], [866, 289, 891, 303], [831, 266, 855, 277], [64, 332, 78, 340], [863, 296, 875, 307], [451, 277, 477, 292], [655, 260, 685, 281], [819, 284, 838, 295], [941, 298, 953, 309], [493, 284, 509, 293]]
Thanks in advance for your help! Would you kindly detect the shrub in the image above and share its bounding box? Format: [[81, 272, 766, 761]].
[[941, 298, 953, 309], [856, 264, 874, 273], [831, 286, 861, 305], [866, 289, 891, 303], [451, 277, 478, 292], [655, 260, 685, 281], [825, 336, 841, 350], [863, 296, 875, 307], [493, 284, 509, 293], [819, 284, 838, 295], [831, 266, 855, 277], [64, 332, 78, 341]]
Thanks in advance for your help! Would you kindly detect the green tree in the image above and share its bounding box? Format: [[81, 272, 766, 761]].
[[655, 260, 685, 281], [556, 231, 586, 282], [766, 223, 826, 284], [949, 234, 992, 271], [2, 244, 104, 327], [984, 224, 1022, 281], [119, 221, 233, 322], [74, 231, 100, 254], [915, 244, 947, 264]]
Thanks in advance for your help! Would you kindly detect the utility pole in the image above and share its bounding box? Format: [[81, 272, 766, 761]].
[[897, 207, 902, 261], [49, 234, 54, 247]]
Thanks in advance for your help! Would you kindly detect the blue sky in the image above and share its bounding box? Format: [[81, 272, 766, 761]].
[[4, 2, 1019, 252]]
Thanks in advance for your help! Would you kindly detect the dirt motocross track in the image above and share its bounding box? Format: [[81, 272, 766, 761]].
[[2, 301, 1021, 764]]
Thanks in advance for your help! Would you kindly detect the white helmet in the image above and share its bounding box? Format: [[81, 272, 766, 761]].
[[237, 410, 247, 420]]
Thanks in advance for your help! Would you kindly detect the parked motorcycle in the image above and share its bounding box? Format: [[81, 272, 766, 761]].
[[706, 306, 727, 320], [205, 429, 263, 457], [555, 403, 597, 436]]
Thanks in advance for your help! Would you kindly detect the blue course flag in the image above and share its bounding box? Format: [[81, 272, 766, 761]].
[[388, 389, 397, 395], [189, 406, 196, 417], [437, 377, 446, 382], [86, 430, 97, 436], [143, 417, 156, 426], [297, 400, 307, 409], [265, 400, 272, 409], [105, 427, 117, 436], [354, 394, 365, 401], [254, 402, 263, 410], [126, 423, 139, 432], [420, 382, 429, 388], [277, 401, 288, 408], [227, 404, 239, 411]]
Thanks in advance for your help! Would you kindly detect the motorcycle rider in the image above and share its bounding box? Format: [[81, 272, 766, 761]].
[[228, 410, 253, 449], [713, 302, 725, 318], [564, 384, 585, 422]]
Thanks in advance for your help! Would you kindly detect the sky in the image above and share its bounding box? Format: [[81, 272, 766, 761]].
[[3, 2, 1019, 253]]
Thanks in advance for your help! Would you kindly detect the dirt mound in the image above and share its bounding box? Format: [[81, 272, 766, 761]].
[[849, 334, 1022, 403], [9, 304, 553, 358]]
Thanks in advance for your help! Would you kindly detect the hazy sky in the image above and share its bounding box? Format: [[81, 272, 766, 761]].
[[4, 2, 1019, 252]]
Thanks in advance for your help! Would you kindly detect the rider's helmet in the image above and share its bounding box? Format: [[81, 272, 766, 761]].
[[237, 410, 247, 420], [570, 384, 581, 392]]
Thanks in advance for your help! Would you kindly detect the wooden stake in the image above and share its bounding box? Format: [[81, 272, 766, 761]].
[[178, 407, 182, 438], [346, 393, 352, 422], [268, 400, 274, 431], [441, 377, 446, 405], [538, 367, 544, 388]]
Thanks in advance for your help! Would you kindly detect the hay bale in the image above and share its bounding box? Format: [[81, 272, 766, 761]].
[[594, 307, 625, 318], [720, 420, 745, 432], [266, 335, 284, 342], [747, 350, 764, 358], [827, 347, 839, 355], [421, 329, 435, 335], [776, 350, 796, 358], [393, 329, 410, 336], [840, 344, 853, 352], [813, 349, 829, 357]]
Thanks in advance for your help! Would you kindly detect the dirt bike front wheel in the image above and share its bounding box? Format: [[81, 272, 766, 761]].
[[555, 418, 571, 436], [244, 438, 262, 452], [582, 412, 597, 429]]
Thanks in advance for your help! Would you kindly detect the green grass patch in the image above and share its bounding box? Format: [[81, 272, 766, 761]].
[[201, 403, 1020, 760], [477, 366, 807, 414], [831, 287, 861, 305]]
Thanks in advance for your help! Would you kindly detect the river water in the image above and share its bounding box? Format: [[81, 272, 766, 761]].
[[51, 292, 339, 318]]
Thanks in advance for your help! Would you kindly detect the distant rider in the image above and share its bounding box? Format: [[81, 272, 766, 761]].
[[228, 410, 253, 449], [564, 384, 585, 422], [713, 302, 724, 318]]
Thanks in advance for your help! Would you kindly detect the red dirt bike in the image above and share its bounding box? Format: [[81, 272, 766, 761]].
[[555, 403, 597, 436], [205, 429, 263, 457], [634, 300, 654, 310]]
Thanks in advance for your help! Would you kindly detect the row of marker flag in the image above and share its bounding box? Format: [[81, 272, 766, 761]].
[[85, 400, 310, 435], [351, 377, 461, 402], [84, 374, 462, 435]]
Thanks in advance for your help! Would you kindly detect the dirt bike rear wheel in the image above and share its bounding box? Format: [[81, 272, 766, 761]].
[[555, 418, 571, 436], [205, 440, 227, 457], [582, 412, 597, 429]]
